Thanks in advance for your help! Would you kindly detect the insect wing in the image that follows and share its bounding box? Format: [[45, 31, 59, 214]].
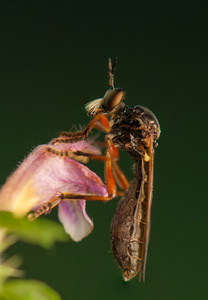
[[140, 135, 155, 282]]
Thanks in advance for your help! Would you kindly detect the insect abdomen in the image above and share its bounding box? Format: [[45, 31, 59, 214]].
[[111, 235, 143, 281], [110, 176, 148, 281]]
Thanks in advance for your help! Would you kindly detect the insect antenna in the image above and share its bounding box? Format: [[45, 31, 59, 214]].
[[108, 57, 118, 88]]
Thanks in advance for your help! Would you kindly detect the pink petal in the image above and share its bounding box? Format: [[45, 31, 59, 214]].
[[0, 140, 108, 241], [58, 200, 93, 242]]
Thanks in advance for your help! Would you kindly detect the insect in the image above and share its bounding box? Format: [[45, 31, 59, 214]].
[[51, 58, 160, 281]]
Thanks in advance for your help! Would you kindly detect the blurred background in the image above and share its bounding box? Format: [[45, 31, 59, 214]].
[[0, 0, 207, 299]]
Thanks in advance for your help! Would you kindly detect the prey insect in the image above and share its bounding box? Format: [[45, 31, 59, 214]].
[[52, 58, 160, 281]]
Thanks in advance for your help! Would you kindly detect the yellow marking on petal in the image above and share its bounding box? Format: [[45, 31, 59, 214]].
[[0, 178, 40, 217], [13, 183, 39, 217]]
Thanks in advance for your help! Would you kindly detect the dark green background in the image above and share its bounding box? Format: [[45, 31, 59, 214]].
[[0, 1, 207, 299]]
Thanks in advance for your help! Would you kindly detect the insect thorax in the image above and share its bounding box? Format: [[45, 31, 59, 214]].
[[107, 105, 160, 158]]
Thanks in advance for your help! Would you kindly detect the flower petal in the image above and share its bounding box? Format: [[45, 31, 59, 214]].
[[58, 200, 93, 242], [0, 140, 108, 241]]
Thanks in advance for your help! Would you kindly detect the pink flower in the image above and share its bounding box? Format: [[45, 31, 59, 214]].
[[0, 140, 108, 241]]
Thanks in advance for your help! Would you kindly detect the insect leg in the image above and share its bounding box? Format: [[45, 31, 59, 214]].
[[112, 161, 129, 192], [28, 195, 62, 221], [107, 139, 129, 192], [46, 147, 108, 164], [52, 113, 110, 144], [28, 192, 114, 221], [105, 149, 117, 198]]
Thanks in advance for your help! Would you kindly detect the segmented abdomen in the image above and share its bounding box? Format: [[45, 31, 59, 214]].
[[111, 163, 148, 281]]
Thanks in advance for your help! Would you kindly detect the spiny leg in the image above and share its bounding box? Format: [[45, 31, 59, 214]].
[[28, 195, 62, 221], [46, 147, 110, 162], [28, 192, 115, 221], [52, 113, 110, 145]]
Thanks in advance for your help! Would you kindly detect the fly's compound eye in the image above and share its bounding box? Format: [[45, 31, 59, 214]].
[[85, 88, 124, 116], [103, 88, 124, 112]]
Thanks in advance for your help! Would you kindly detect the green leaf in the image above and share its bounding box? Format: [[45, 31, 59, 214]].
[[0, 233, 17, 253], [0, 212, 69, 248], [0, 258, 23, 287], [0, 279, 61, 300]]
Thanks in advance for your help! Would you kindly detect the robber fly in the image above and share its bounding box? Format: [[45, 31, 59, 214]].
[[52, 58, 160, 281]]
